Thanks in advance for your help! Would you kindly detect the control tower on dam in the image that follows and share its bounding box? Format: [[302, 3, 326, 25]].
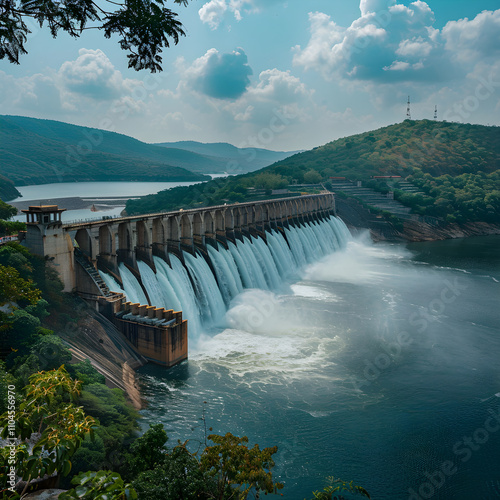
[[20, 193, 336, 367]]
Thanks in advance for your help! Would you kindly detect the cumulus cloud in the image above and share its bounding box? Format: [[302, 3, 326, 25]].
[[442, 9, 500, 63], [293, 1, 453, 83], [198, 0, 280, 28], [247, 69, 311, 103], [198, 0, 228, 29], [293, 2, 500, 86], [0, 48, 147, 127], [0, 71, 64, 113], [181, 48, 253, 100], [59, 49, 134, 100]]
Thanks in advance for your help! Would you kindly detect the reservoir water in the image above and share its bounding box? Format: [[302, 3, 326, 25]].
[[12, 181, 205, 201], [12, 179, 221, 223], [132, 233, 500, 500]]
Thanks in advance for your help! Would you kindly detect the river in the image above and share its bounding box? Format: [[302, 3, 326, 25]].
[[136, 233, 500, 500]]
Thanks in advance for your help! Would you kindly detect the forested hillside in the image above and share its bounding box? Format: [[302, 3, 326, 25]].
[[270, 119, 499, 179], [0, 115, 214, 185], [0, 116, 296, 188], [0, 175, 21, 201], [126, 120, 500, 224]]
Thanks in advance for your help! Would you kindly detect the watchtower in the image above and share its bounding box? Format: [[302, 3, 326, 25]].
[[21, 205, 75, 291]]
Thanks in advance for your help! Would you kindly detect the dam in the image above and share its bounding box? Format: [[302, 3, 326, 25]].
[[20, 193, 349, 367]]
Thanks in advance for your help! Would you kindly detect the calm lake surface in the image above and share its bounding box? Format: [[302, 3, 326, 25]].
[[12, 179, 224, 223], [138, 234, 500, 500], [12, 180, 206, 201]]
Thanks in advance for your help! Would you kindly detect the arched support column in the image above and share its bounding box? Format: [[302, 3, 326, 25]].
[[135, 220, 155, 270], [117, 222, 136, 270]]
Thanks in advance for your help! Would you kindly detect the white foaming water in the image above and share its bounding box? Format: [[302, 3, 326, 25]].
[[118, 263, 148, 305], [266, 230, 297, 278], [103, 216, 351, 342], [183, 252, 227, 327], [137, 261, 168, 309], [98, 270, 125, 295], [304, 236, 414, 285], [156, 255, 203, 334], [290, 284, 338, 301], [193, 290, 343, 385]]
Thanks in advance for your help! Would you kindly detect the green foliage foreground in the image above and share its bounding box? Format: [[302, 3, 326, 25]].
[[0, 367, 369, 499]]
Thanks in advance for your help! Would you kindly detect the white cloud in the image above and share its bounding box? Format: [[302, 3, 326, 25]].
[[198, 0, 282, 28], [248, 69, 311, 102], [442, 9, 500, 63], [180, 48, 253, 100], [0, 49, 148, 129], [293, 1, 445, 83], [198, 0, 228, 29], [59, 49, 137, 100], [360, 0, 396, 17], [396, 37, 432, 57]]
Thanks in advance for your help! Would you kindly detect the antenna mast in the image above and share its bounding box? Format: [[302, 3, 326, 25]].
[[406, 96, 411, 120], [434, 105, 438, 120]]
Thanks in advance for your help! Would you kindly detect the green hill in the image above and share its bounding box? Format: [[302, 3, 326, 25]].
[[0, 115, 226, 185], [126, 120, 500, 224], [268, 119, 500, 179], [0, 116, 298, 188]]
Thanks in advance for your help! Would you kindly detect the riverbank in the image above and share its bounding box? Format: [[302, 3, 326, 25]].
[[336, 197, 500, 242]]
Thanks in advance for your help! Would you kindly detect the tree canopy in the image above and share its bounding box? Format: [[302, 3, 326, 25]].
[[0, 0, 188, 71]]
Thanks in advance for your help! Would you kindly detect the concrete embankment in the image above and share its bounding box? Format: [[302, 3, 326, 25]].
[[61, 308, 146, 410]]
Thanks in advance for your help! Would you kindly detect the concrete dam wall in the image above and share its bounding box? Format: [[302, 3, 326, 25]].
[[21, 193, 339, 367]]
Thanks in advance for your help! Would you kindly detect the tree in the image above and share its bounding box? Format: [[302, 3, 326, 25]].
[[60, 470, 137, 500], [0, 265, 41, 305], [0, 200, 17, 220], [308, 476, 370, 499], [200, 432, 284, 499], [0, 0, 188, 71], [0, 367, 97, 496], [132, 445, 217, 500]]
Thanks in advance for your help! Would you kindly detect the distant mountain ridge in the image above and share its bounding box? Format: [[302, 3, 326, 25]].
[[0, 116, 298, 193], [156, 140, 301, 173]]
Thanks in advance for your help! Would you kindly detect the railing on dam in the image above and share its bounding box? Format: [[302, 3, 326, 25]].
[[62, 193, 334, 230]]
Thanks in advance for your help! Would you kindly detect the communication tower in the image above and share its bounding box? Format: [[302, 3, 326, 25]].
[[406, 96, 411, 120], [434, 105, 438, 120]]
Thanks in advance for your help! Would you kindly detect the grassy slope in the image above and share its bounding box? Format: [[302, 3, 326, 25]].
[[126, 120, 500, 220]]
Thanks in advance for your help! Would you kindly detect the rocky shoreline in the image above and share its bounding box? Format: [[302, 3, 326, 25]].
[[386, 219, 500, 242], [336, 196, 500, 243]]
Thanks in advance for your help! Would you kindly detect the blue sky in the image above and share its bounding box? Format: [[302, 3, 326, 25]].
[[1, 0, 499, 150]]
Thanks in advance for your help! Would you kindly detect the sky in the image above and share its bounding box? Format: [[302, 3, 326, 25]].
[[1, 0, 499, 151]]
